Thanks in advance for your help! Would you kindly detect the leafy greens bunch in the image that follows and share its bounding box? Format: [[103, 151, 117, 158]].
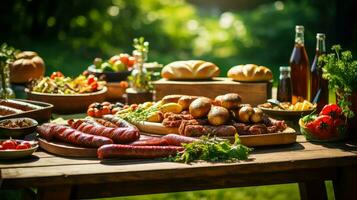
[[168, 134, 252, 163], [319, 45, 357, 118]]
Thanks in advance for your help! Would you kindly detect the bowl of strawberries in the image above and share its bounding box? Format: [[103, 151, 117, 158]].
[[299, 104, 347, 142]]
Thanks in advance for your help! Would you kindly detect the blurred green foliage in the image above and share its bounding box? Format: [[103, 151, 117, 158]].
[[2, 0, 350, 84]]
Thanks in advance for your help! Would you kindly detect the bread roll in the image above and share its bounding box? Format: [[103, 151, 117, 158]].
[[189, 97, 212, 118], [161, 60, 220, 80], [227, 64, 273, 82], [178, 96, 199, 110], [162, 95, 183, 104], [214, 93, 242, 109], [208, 106, 229, 126]]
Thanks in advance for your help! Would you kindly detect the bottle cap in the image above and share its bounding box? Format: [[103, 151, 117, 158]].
[[295, 25, 304, 33], [279, 66, 291, 72], [316, 33, 326, 39]]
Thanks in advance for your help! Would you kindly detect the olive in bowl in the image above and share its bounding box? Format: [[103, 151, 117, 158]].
[[0, 118, 38, 139]]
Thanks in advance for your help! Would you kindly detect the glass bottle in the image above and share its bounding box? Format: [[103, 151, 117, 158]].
[[289, 25, 310, 104], [277, 66, 292, 102], [130, 50, 148, 92], [310, 33, 328, 111], [0, 63, 15, 99]]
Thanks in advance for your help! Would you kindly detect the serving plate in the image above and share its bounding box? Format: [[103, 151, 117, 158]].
[[38, 138, 97, 157], [133, 121, 297, 147], [0, 117, 38, 139], [0, 139, 38, 159], [0, 99, 53, 123], [25, 87, 107, 114]]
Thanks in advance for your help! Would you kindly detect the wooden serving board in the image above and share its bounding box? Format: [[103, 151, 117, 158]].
[[153, 77, 272, 106], [38, 138, 97, 158], [134, 121, 297, 147]]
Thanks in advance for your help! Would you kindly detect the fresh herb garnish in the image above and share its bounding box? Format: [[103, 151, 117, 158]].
[[319, 45, 356, 118], [119, 106, 159, 124], [167, 134, 252, 163]]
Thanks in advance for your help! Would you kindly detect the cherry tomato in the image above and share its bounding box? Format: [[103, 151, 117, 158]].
[[127, 56, 136, 67], [119, 53, 130, 66], [123, 105, 129, 109], [87, 107, 95, 117], [94, 108, 102, 118], [50, 71, 64, 79], [101, 102, 111, 106], [111, 107, 120, 114], [2, 140, 17, 149], [0, 145, 5, 150], [87, 75, 97, 85], [102, 106, 111, 115], [319, 104, 343, 119], [91, 82, 98, 91], [21, 142, 32, 149], [16, 144, 29, 150]]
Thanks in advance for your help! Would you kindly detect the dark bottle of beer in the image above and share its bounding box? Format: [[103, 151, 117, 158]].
[[289, 25, 310, 104], [310, 33, 328, 111], [277, 66, 292, 102]]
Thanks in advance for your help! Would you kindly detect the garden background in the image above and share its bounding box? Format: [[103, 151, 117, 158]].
[[1, 0, 356, 199]]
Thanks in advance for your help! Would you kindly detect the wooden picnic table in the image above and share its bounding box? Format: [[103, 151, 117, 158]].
[[0, 135, 356, 200]]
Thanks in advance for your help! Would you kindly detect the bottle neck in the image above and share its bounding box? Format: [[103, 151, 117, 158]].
[[316, 38, 326, 53], [295, 31, 305, 45]]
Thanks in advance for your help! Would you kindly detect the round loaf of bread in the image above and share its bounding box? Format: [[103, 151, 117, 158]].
[[227, 64, 273, 82], [161, 60, 220, 80]]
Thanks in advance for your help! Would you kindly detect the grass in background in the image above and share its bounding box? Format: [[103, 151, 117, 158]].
[[99, 182, 335, 200]]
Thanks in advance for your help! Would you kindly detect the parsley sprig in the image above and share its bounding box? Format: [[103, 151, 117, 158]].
[[319, 45, 356, 118], [168, 134, 252, 163]]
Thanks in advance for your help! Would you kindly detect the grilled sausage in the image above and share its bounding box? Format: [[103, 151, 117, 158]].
[[0, 99, 42, 111], [97, 144, 184, 159], [37, 123, 113, 148], [0, 105, 24, 116], [68, 119, 140, 144]]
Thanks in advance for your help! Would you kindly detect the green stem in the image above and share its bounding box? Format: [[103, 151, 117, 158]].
[[0, 62, 7, 98]]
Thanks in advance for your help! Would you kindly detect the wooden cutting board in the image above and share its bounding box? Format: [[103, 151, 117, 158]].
[[38, 138, 98, 158], [133, 121, 297, 147]]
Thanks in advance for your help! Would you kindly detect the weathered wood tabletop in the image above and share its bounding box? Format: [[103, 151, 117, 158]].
[[1, 135, 356, 200]]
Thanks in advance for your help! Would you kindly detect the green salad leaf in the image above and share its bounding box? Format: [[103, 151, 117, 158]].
[[167, 134, 252, 163]]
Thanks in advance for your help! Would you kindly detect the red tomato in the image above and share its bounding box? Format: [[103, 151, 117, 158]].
[[101, 102, 111, 106], [91, 82, 98, 91], [87, 75, 97, 85], [21, 142, 32, 149], [50, 71, 64, 79], [2, 140, 17, 149], [102, 106, 111, 115], [0, 145, 5, 150], [16, 144, 29, 150], [319, 104, 343, 119], [313, 115, 335, 139], [119, 53, 130, 65], [94, 108, 102, 118], [127, 56, 136, 67], [87, 107, 95, 117], [111, 107, 120, 114]]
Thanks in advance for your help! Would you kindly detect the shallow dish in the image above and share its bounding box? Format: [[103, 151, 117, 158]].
[[0, 117, 38, 139], [25, 87, 108, 114], [87, 65, 131, 82], [257, 106, 315, 120], [0, 139, 38, 159]]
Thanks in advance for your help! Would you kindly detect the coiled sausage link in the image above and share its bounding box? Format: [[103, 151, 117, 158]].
[[37, 123, 113, 148], [68, 119, 140, 144]]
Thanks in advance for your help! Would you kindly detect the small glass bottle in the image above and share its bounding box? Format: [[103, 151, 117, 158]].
[[130, 50, 148, 92], [0, 63, 15, 99], [277, 66, 292, 102]]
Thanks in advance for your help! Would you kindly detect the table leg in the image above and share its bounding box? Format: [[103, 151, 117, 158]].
[[333, 166, 356, 200], [298, 180, 327, 200], [37, 185, 71, 200]]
